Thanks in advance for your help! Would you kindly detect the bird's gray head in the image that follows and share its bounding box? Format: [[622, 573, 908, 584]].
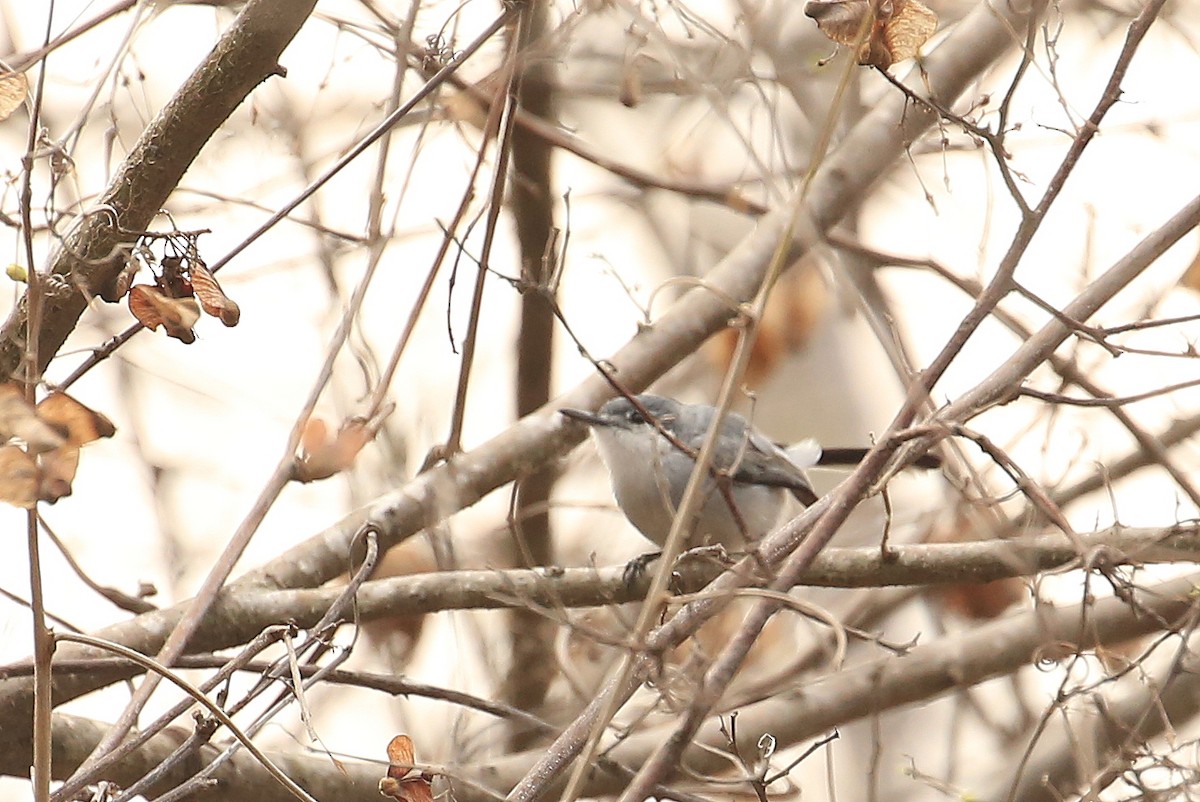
[[559, 395, 688, 475], [560, 394, 684, 436]]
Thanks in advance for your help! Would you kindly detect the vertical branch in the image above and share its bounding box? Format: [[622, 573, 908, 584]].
[[20, 4, 58, 799], [443, 26, 523, 455], [499, 0, 560, 747], [52, 0, 322, 783]]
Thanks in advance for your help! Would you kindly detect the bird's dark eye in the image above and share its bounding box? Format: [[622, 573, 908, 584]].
[[626, 409, 646, 425]]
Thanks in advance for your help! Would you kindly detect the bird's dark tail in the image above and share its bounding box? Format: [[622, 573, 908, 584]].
[[817, 448, 941, 470]]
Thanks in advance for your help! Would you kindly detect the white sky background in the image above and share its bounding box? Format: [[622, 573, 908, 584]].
[[2, 0, 1200, 798]]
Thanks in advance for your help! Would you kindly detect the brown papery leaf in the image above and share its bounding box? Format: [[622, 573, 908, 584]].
[[294, 418, 373, 483], [129, 285, 200, 344], [804, 0, 936, 68], [334, 420, 373, 464], [38, 392, 117, 446], [882, 0, 937, 65], [379, 777, 434, 802], [190, 259, 241, 326], [704, 259, 827, 386], [299, 417, 329, 455], [294, 417, 338, 482], [0, 71, 28, 122], [804, 0, 875, 46], [0, 445, 39, 508], [379, 735, 434, 802], [38, 446, 80, 504], [158, 255, 193, 299], [0, 384, 66, 454], [925, 508, 1023, 619], [386, 734, 416, 770]]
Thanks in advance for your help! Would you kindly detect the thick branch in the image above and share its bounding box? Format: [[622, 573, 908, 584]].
[[0, 523, 1193, 697], [137, 523, 1200, 622], [17, 714, 379, 800], [503, 0, 561, 741], [8, 572, 1197, 801], [0, 0, 1045, 761], [467, 572, 1200, 801], [0, 0, 317, 380]]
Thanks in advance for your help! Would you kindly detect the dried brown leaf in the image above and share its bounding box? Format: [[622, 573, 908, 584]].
[[1179, 245, 1200, 292], [294, 418, 373, 483], [619, 62, 642, 108], [0, 445, 38, 508], [38, 446, 80, 504], [0, 71, 28, 122], [925, 509, 1022, 619], [935, 578, 1024, 620], [129, 285, 200, 344], [804, 0, 936, 68], [158, 255, 193, 298], [805, 0, 875, 45], [386, 734, 416, 768], [883, 0, 937, 64], [704, 261, 827, 386], [300, 417, 329, 455], [37, 392, 116, 446], [0, 384, 66, 454], [379, 735, 434, 802], [190, 259, 241, 326]]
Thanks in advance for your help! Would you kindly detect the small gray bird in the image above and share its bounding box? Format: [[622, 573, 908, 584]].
[[560, 394, 824, 550]]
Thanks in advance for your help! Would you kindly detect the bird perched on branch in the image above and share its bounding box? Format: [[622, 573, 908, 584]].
[[562, 393, 939, 551]]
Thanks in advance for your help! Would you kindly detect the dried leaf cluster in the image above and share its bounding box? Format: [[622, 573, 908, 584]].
[[804, 0, 938, 68], [0, 384, 115, 508], [0, 70, 27, 122], [103, 230, 241, 343], [378, 735, 434, 802]]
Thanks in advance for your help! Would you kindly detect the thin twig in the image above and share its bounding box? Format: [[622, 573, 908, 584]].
[[19, 3, 60, 798], [54, 632, 322, 802]]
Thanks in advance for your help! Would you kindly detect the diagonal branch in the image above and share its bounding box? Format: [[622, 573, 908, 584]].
[[0, 0, 1045, 766], [0, 0, 318, 382], [454, 571, 1200, 802], [7, 570, 1199, 802], [507, 1, 1051, 798]]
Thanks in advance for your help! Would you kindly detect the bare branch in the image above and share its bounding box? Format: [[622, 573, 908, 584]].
[[0, 0, 318, 381]]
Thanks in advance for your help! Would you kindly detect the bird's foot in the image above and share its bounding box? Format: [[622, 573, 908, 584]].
[[622, 550, 663, 586]]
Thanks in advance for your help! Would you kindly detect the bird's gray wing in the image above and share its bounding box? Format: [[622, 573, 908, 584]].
[[668, 410, 819, 506], [730, 431, 819, 506]]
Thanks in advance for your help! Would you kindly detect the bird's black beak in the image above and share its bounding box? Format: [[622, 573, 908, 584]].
[[560, 407, 607, 427]]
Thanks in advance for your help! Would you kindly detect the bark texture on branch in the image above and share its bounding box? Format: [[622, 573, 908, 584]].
[[8, 571, 1194, 802], [0, 0, 317, 753], [0, 0, 1045, 762], [0, 0, 317, 381], [467, 572, 1200, 802]]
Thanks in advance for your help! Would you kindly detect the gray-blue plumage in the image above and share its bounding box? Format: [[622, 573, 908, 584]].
[[561, 394, 819, 549]]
